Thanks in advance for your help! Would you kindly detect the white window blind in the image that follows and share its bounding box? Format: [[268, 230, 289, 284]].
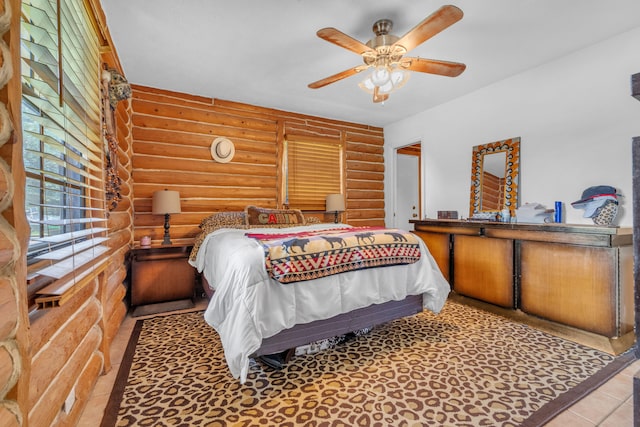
[[21, 0, 108, 304], [285, 137, 343, 211]]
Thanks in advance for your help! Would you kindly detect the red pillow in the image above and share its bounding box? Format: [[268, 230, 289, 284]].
[[244, 206, 305, 228]]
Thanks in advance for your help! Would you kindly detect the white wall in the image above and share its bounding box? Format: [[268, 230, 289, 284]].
[[384, 27, 640, 227]]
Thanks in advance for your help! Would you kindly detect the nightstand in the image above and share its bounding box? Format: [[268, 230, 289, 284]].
[[131, 244, 196, 316]]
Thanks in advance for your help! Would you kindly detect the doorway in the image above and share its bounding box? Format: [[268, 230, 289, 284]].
[[394, 143, 422, 229]]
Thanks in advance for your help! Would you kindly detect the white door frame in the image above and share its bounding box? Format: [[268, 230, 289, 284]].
[[394, 142, 422, 228]]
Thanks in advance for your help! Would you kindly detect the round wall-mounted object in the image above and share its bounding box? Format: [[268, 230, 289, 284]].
[[211, 137, 235, 163]]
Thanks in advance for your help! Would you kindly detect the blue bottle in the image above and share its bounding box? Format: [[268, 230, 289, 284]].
[[554, 201, 562, 223]]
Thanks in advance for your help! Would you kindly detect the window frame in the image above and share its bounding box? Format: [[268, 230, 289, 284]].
[[283, 134, 345, 212], [21, 0, 109, 309]]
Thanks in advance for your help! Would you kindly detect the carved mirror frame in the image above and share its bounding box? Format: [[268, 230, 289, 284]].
[[469, 137, 520, 217]]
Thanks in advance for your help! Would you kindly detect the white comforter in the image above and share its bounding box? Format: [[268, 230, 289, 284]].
[[190, 223, 450, 383]]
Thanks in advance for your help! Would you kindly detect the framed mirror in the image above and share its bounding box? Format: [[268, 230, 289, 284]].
[[469, 137, 520, 217]]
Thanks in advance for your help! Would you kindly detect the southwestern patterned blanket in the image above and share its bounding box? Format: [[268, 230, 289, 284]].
[[246, 226, 421, 283]]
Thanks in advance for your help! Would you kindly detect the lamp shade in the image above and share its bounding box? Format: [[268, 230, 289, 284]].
[[152, 190, 181, 214], [325, 194, 345, 212]]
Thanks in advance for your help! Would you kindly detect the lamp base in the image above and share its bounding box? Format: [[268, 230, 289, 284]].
[[334, 211, 339, 224], [162, 213, 172, 245]]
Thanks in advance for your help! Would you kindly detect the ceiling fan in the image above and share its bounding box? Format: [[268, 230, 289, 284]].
[[308, 5, 466, 103]]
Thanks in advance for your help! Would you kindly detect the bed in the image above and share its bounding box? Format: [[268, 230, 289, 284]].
[[189, 206, 450, 383]]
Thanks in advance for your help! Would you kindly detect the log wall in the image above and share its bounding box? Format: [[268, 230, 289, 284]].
[[1, 1, 31, 425], [480, 172, 504, 211], [0, 0, 133, 425], [131, 86, 385, 244]]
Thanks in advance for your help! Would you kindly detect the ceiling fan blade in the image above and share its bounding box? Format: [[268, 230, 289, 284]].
[[316, 27, 375, 55], [393, 5, 463, 53], [308, 66, 365, 89], [373, 87, 389, 103], [403, 57, 466, 77]]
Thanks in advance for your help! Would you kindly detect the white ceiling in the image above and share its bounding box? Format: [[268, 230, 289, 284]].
[[101, 1, 640, 127]]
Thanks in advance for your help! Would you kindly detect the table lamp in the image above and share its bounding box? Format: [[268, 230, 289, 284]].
[[152, 189, 181, 245], [325, 193, 345, 223]]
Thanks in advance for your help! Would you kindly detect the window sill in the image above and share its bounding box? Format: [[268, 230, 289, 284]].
[[34, 256, 109, 309]]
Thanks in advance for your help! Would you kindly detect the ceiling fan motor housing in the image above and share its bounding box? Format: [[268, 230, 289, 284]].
[[364, 19, 405, 66], [367, 19, 399, 48]]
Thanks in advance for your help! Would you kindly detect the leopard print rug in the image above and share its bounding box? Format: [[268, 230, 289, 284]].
[[104, 301, 615, 427]]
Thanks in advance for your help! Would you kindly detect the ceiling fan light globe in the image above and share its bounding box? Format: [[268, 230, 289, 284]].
[[378, 80, 394, 94], [390, 68, 410, 90], [389, 68, 404, 84], [370, 65, 391, 86], [358, 77, 375, 94]]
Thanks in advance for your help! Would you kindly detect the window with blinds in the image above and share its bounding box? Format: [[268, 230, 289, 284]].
[[285, 137, 344, 211], [21, 0, 109, 307]]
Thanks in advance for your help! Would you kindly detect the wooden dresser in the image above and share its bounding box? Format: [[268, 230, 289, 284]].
[[412, 220, 634, 345]]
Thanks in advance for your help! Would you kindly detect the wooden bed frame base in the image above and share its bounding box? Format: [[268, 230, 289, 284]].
[[202, 277, 424, 357]]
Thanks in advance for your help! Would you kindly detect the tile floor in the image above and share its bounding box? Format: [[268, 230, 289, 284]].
[[78, 304, 639, 427]]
